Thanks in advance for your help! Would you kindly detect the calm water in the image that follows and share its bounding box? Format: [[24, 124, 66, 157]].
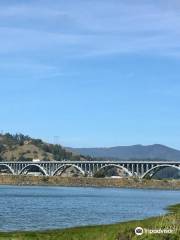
[[0, 185, 180, 232]]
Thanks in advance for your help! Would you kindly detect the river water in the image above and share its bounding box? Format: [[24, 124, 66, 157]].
[[0, 185, 179, 232]]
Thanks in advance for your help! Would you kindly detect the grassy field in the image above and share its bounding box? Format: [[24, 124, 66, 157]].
[[0, 204, 179, 240]]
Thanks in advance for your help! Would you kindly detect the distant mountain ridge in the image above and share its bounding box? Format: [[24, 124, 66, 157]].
[[69, 144, 180, 161]]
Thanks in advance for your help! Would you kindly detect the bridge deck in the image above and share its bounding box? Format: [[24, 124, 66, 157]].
[[0, 160, 179, 164]]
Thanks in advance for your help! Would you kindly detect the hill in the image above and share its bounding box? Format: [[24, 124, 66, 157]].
[[0, 133, 84, 162], [70, 144, 180, 161], [1, 133, 180, 162]]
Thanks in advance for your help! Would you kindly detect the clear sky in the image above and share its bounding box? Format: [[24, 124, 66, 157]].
[[0, 0, 180, 148]]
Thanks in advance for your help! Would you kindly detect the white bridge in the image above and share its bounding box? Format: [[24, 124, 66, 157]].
[[0, 160, 180, 178]]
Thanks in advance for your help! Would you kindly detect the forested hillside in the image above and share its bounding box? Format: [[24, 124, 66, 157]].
[[0, 133, 84, 162]]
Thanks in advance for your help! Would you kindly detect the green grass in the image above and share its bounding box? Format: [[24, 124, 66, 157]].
[[0, 204, 179, 240]]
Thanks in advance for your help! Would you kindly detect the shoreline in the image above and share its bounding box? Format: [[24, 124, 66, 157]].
[[0, 203, 179, 240], [0, 175, 180, 190]]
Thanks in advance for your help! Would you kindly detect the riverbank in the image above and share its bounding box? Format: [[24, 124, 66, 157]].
[[0, 175, 180, 189], [0, 203, 179, 240]]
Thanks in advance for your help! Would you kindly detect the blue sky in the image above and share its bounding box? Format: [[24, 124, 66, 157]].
[[0, 0, 180, 148]]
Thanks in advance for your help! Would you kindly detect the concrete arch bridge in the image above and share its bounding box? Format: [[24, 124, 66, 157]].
[[0, 161, 179, 179]]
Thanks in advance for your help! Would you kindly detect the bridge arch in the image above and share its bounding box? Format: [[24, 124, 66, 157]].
[[96, 164, 133, 177], [19, 164, 48, 176], [53, 164, 85, 176], [0, 164, 14, 174], [142, 164, 180, 179]]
